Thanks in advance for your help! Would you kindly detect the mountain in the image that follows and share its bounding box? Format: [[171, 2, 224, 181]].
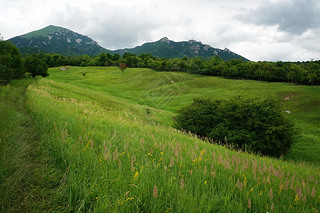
[[9, 25, 107, 56], [9, 25, 248, 60], [115, 37, 248, 61]]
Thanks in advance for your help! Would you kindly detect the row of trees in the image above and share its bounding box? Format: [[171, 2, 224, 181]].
[[32, 52, 320, 85], [0, 40, 49, 84], [1, 39, 319, 85]]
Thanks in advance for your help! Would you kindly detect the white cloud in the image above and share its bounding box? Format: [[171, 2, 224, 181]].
[[0, 0, 319, 61]]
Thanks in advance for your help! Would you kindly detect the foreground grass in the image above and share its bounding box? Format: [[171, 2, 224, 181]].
[[24, 77, 320, 212], [48, 66, 320, 164], [0, 80, 66, 212]]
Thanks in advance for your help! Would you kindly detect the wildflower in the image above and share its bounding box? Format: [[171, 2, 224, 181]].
[[96, 197, 98, 200], [153, 185, 158, 198], [126, 197, 134, 201], [279, 184, 284, 194], [133, 171, 139, 181], [204, 180, 207, 185], [294, 194, 299, 205], [243, 176, 247, 188]]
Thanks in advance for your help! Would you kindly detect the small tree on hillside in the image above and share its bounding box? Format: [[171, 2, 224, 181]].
[[119, 63, 127, 72]]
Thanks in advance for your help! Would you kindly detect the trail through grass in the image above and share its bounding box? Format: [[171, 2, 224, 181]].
[[0, 80, 66, 212], [2, 66, 320, 212]]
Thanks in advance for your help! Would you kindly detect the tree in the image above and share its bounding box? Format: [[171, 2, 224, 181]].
[[24, 55, 49, 78], [174, 97, 299, 157], [0, 40, 23, 84], [119, 63, 127, 72]]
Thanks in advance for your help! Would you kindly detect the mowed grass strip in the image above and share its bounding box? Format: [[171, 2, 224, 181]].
[[0, 80, 66, 212]]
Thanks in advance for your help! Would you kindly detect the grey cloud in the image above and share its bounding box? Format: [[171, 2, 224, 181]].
[[238, 0, 320, 34], [49, 2, 161, 49]]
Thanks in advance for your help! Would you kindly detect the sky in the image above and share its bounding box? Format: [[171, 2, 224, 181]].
[[1, 0, 320, 61]]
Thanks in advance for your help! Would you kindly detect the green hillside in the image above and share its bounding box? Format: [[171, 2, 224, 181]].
[[19, 25, 68, 39], [9, 25, 108, 56], [1, 67, 320, 212], [48, 66, 320, 164]]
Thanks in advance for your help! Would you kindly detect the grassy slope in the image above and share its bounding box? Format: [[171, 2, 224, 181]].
[[0, 80, 66, 212], [2, 67, 319, 211], [24, 75, 320, 212], [48, 66, 320, 164]]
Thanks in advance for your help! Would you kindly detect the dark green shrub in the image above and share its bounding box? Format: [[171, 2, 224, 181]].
[[24, 55, 49, 78], [174, 97, 299, 157]]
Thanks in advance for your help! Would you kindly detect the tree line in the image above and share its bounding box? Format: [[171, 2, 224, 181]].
[[1, 39, 320, 85], [0, 40, 48, 84], [30, 51, 320, 86]]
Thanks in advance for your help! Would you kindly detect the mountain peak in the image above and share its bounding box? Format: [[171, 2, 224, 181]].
[[159, 37, 171, 44], [9, 25, 106, 56]]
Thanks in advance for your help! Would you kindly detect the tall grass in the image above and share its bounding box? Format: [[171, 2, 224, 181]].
[[47, 66, 320, 164], [25, 78, 320, 212]]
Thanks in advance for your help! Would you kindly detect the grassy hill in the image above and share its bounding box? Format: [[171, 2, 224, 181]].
[[48, 66, 320, 164], [1, 66, 320, 212]]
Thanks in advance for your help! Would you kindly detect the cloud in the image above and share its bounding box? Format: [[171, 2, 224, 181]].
[[1, 0, 320, 61], [49, 2, 164, 49], [238, 0, 320, 34]]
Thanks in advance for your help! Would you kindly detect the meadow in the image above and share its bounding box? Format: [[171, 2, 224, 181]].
[[1, 66, 320, 212], [48, 66, 320, 164]]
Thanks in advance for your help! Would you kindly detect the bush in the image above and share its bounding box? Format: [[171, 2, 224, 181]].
[[174, 97, 299, 157], [24, 55, 49, 78]]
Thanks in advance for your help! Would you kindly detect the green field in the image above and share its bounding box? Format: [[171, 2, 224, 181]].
[[48, 66, 320, 164], [1, 66, 320, 212]]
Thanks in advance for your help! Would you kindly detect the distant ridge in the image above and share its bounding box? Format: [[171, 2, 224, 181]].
[[114, 37, 248, 61], [8, 25, 248, 60]]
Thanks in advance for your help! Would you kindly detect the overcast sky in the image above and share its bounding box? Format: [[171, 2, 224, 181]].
[[1, 0, 320, 61]]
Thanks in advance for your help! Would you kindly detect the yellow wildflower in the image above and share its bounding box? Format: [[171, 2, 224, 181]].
[[133, 171, 139, 180]]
